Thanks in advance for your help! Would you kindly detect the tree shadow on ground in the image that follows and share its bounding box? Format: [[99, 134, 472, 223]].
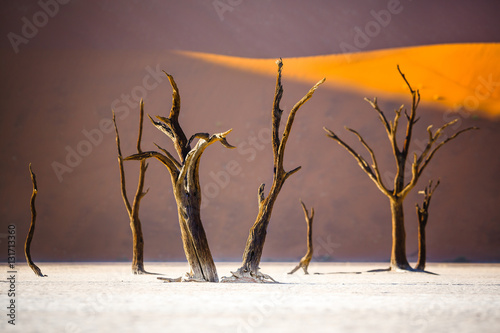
[[312, 268, 439, 276]]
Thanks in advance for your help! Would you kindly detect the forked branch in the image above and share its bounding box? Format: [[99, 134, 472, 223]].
[[398, 65, 420, 158], [403, 125, 478, 197], [324, 65, 477, 271], [323, 127, 390, 196], [415, 179, 440, 271], [113, 100, 154, 275], [148, 72, 190, 162], [416, 179, 440, 226], [345, 127, 388, 194], [224, 59, 325, 283], [277, 75, 326, 169]]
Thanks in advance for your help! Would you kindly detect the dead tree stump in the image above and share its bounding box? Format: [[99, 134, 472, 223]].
[[25, 164, 45, 277], [415, 179, 440, 271], [288, 200, 314, 275]]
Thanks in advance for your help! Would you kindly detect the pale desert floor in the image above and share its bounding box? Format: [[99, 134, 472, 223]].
[[2, 262, 499, 333]]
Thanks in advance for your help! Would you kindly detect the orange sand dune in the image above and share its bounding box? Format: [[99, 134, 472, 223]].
[[180, 43, 500, 117]]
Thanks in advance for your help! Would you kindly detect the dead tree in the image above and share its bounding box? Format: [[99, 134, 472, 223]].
[[125, 72, 235, 282], [415, 179, 440, 271], [25, 164, 45, 277], [223, 59, 325, 282], [288, 200, 314, 275], [113, 100, 151, 275], [324, 66, 477, 271]]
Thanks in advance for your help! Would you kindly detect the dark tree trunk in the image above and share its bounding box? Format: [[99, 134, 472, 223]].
[[173, 176, 218, 282], [239, 191, 278, 275], [415, 179, 439, 271], [125, 72, 234, 282], [130, 210, 145, 274], [390, 198, 410, 270], [25, 164, 45, 277], [416, 219, 426, 271], [128, 131, 232, 282], [223, 59, 325, 283], [289, 200, 314, 275]]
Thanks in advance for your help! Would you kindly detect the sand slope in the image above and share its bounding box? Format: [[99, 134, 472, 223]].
[[181, 43, 500, 117]]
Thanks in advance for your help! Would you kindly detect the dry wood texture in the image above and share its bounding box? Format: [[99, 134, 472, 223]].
[[223, 59, 325, 282], [113, 100, 150, 274], [415, 179, 440, 271], [25, 164, 45, 277], [324, 66, 477, 271], [288, 200, 314, 275], [126, 72, 235, 282]]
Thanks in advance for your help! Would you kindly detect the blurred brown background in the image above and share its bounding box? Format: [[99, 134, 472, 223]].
[[1, 0, 499, 263]]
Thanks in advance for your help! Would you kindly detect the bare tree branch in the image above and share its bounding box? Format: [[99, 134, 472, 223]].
[[401, 125, 478, 197], [131, 101, 148, 215], [286, 166, 302, 180], [149, 72, 190, 162], [125, 151, 180, 178], [398, 64, 420, 157], [113, 110, 132, 214], [163, 71, 181, 120], [154, 143, 182, 169], [258, 183, 265, 206], [148, 114, 174, 141], [417, 126, 478, 178], [324, 127, 390, 195], [416, 119, 459, 167], [416, 179, 440, 220], [25, 164, 45, 277], [180, 129, 235, 191], [136, 100, 145, 153], [278, 77, 326, 167], [187, 132, 210, 148], [272, 59, 284, 161], [364, 97, 391, 135], [345, 127, 389, 194], [364, 98, 403, 157]]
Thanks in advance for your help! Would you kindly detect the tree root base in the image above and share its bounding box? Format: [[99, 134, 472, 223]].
[[133, 269, 162, 276], [29, 264, 47, 277], [220, 268, 278, 283], [288, 264, 309, 275]]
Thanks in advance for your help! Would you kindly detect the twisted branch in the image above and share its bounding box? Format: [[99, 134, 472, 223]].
[[25, 164, 45, 277]]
